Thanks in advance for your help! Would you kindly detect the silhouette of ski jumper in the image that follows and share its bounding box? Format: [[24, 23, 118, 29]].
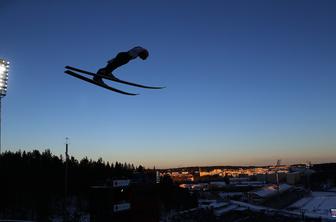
[[65, 46, 163, 95], [94, 46, 149, 83]]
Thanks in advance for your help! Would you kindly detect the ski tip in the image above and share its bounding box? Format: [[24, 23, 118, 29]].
[[151, 86, 165, 89], [146, 85, 165, 89], [121, 93, 139, 96], [125, 92, 140, 96]]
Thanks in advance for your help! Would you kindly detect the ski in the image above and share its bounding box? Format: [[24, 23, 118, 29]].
[[65, 66, 164, 89], [64, 70, 138, 96]]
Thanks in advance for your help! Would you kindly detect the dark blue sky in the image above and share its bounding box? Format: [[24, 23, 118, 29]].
[[1, 0, 335, 168]]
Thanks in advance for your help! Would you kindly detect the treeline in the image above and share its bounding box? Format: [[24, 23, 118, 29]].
[[0, 149, 145, 220], [0, 149, 198, 221], [310, 163, 336, 190]]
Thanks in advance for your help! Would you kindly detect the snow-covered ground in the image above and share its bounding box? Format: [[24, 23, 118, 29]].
[[329, 187, 336, 192], [288, 191, 336, 220]]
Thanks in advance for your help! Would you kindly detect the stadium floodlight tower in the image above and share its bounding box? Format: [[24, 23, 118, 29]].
[[0, 59, 9, 154]]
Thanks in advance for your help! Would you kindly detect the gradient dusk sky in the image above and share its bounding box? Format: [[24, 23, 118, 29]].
[[1, 0, 335, 168]]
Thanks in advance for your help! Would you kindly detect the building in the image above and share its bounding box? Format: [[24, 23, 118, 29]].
[[90, 175, 160, 222], [209, 181, 227, 189], [256, 174, 266, 182], [286, 172, 302, 185], [266, 172, 286, 184], [90, 179, 131, 221], [248, 183, 293, 204]]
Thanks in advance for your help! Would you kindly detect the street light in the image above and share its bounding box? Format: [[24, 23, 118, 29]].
[[0, 58, 10, 154]]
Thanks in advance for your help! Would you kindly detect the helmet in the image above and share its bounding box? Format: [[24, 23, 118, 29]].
[[139, 49, 149, 60]]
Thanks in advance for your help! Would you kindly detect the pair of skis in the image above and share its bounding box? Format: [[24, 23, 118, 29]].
[[64, 66, 164, 95]]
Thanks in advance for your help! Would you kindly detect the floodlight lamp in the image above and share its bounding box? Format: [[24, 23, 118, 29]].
[[0, 66, 5, 74], [0, 59, 9, 96]]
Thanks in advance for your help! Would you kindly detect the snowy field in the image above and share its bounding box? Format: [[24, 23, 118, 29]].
[[288, 192, 336, 220]]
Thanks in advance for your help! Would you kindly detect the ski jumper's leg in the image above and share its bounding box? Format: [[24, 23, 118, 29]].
[[95, 52, 132, 82]]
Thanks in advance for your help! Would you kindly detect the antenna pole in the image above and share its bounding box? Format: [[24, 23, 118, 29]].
[[65, 137, 69, 199], [64, 137, 69, 221], [0, 96, 2, 155]]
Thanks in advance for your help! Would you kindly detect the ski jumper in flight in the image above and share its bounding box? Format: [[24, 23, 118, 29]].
[[94, 46, 149, 83]]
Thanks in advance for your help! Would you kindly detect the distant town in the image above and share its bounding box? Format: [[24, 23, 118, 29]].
[[161, 162, 292, 183], [159, 162, 336, 221]]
